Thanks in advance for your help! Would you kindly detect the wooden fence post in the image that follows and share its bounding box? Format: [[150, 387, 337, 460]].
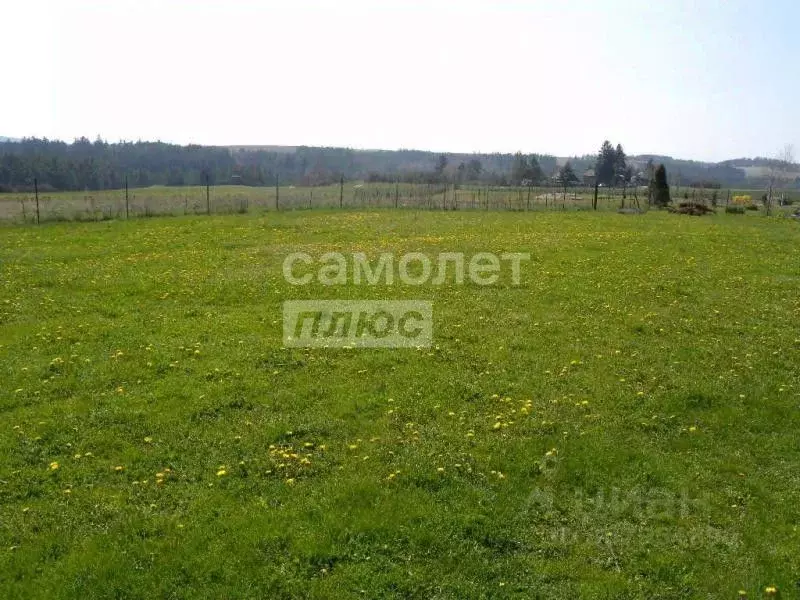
[[34, 178, 40, 224], [206, 173, 211, 215]]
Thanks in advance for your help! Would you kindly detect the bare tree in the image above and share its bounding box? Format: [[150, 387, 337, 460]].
[[766, 144, 795, 215]]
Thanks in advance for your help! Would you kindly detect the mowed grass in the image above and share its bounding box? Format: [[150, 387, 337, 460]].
[[1, 210, 799, 599]]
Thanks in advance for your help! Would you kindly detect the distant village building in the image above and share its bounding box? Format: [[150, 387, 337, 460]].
[[582, 169, 596, 186]]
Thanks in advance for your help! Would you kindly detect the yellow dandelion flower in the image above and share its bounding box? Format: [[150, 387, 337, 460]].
[[49, 462, 59, 470], [114, 466, 124, 472], [144, 436, 153, 443], [216, 468, 227, 477]]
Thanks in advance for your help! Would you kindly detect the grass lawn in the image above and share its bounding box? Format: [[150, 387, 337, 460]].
[[1, 210, 798, 598]]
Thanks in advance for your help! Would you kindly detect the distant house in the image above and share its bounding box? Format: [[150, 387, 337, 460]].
[[582, 169, 596, 186]]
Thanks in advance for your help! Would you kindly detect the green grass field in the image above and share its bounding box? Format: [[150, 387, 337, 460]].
[[1, 210, 799, 598]]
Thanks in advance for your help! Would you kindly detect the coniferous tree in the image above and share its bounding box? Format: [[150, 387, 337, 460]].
[[558, 162, 578, 187], [651, 164, 671, 207], [613, 144, 627, 185], [510, 152, 529, 185], [435, 154, 448, 180], [510, 153, 544, 186], [465, 159, 483, 181], [595, 140, 617, 186], [557, 162, 579, 200], [526, 155, 544, 185]]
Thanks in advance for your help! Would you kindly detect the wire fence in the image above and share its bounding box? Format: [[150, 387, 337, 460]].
[[0, 182, 792, 224]]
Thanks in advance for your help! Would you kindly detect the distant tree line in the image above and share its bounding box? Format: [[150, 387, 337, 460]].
[[1, 137, 789, 193], [0, 138, 564, 192], [0, 138, 235, 192], [689, 181, 722, 189], [365, 152, 559, 186]]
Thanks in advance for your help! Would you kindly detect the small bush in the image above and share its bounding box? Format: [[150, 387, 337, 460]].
[[668, 202, 714, 216], [725, 206, 745, 214], [745, 204, 759, 211]]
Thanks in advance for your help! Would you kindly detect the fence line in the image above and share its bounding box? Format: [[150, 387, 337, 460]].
[[0, 182, 792, 224]]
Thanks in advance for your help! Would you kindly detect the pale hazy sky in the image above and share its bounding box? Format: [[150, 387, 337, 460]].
[[3, 0, 798, 161]]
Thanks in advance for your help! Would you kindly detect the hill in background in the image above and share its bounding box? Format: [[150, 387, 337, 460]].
[[0, 137, 797, 192]]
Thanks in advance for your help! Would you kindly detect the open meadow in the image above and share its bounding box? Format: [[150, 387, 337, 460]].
[[2, 183, 796, 224], [1, 209, 799, 598], [0, 183, 618, 222]]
